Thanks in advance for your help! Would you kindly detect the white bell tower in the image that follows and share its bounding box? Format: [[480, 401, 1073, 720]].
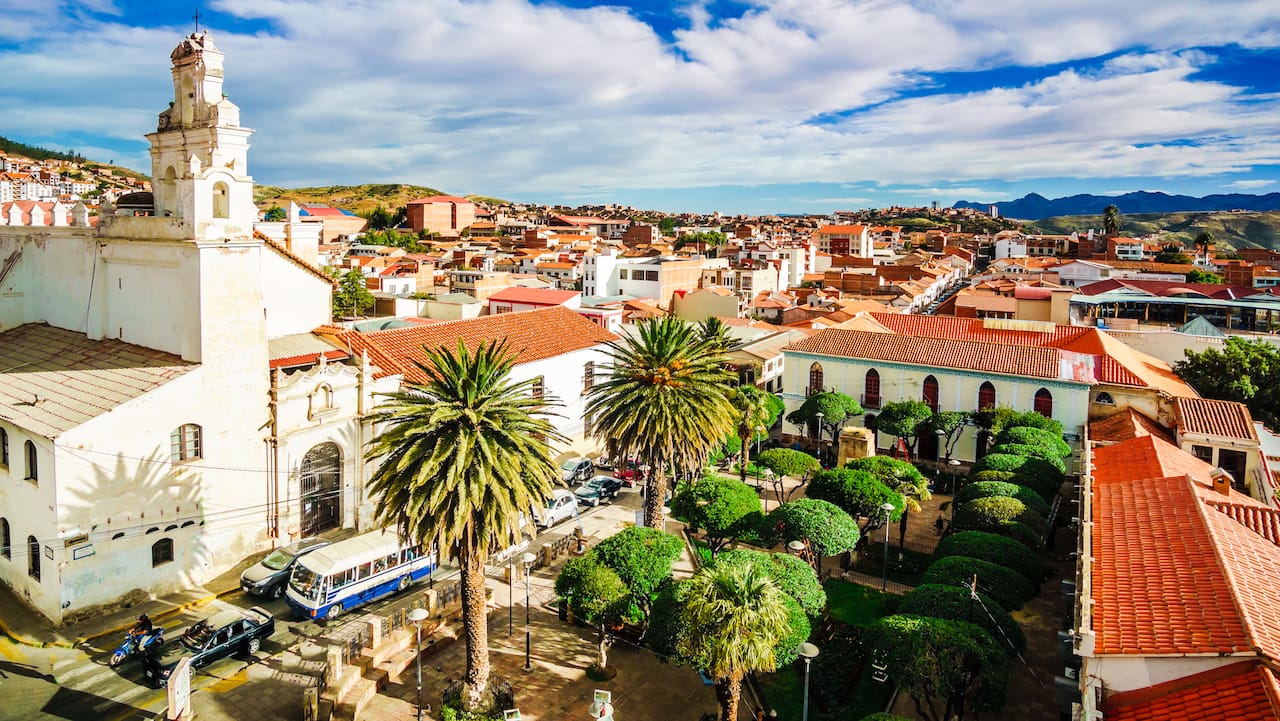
[[145, 31, 256, 239]]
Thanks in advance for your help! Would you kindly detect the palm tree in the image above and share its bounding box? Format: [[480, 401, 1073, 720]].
[[586, 317, 735, 528], [678, 562, 792, 721], [729, 385, 773, 483], [366, 340, 563, 711], [1103, 204, 1120, 236], [698, 316, 733, 352]]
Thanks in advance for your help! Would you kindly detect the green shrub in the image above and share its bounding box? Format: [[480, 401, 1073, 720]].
[[957, 482, 1051, 517], [715, 548, 826, 617], [1001, 410, 1064, 437], [993, 426, 1071, 459], [921, 556, 1034, 610], [988, 444, 1068, 474], [955, 496, 1048, 535], [898, 583, 1026, 654], [973, 453, 1064, 483], [968, 469, 1060, 500], [808, 467, 904, 521], [935, 531, 1041, 582]]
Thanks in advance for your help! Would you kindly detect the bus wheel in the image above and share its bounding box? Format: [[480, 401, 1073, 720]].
[[397, 576, 410, 593], [326, 604, 343, 622]]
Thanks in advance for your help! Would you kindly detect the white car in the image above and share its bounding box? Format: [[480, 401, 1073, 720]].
[[534, 489, 580, 529]]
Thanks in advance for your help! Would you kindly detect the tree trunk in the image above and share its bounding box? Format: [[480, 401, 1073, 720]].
[[714, 673, 742, 721], [459, 545, 491, 711], [740, 434, 750, 483], [597, 623, 608, 670], [644, 467, 668, 529], [899, 506, 910, 550]]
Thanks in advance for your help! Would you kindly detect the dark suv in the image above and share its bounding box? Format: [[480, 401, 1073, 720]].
[[143, 607, 275, 687], [240, 537, 331, 598]]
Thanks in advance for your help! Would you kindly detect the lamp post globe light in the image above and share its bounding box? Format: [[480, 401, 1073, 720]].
[[520, 551, 537, 672], [798, 642, 820, 721], [880, 502, 895, 591], [409, 606, 430, 721]]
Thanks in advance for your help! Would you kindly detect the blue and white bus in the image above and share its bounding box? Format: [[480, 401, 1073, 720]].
[[285, 529, 436, 621]]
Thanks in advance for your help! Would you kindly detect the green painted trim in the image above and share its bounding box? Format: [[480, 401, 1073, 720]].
[[782, 349, 1090, 390]]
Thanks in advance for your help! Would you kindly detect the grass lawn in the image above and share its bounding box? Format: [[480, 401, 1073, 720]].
[[823, 580, 894, 627]]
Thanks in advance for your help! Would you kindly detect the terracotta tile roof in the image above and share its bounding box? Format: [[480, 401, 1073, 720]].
[[1091, 434, 1216, 486], [786, 329, 1064, 380], [1091, 473, 1251, 655], [813, 224, 867, 235], [869, 312, 1090, 346], [1206, 501, 1280, 546], [317, 306, 615, 382], [1176, 397, 1259, 441], [1103, 661, 1280, 721], [1088, 408, 1175, 444], [0, 324, 195, 438], [487, 287, 580, 306]]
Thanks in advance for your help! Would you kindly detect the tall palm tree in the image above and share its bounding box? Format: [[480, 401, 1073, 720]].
[[587, 317, 735, 528], [679, 561, 792, 721], [698, 316, 733, 352], [366, 340, 563, 711], [729, 385, 774, 483], [1103, 204, 1120, 236]]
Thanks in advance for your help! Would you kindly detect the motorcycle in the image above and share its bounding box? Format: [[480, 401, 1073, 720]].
[[108, 627, 165, 668]]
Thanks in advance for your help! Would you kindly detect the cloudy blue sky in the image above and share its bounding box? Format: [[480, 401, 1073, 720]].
[[3, 0, 1280, 214]]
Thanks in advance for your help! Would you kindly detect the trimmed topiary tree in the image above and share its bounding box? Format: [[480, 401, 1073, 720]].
[[756, 447, 821, 480], [898, 583, 1026, 654], [988, 444, 1068, 474], [669, 474, 762, 557], [967, 469, 1059, 501], [973, 453, 1064, 485], [957, 482, 1051, 517], [993, 426, 1071, 459], [922, 556, 1034, 610], [765, 499, 861, 575], [592, 526, 684, 625], [935, 531, 1041, 583], [955, 496, 1049, 536], [807, 467, 903, 525], [774, 595, 812, 666]]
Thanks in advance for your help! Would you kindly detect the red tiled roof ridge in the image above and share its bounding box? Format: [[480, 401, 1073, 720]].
[[787, 327, 1067, 380], [1103, 660, 1280, 720], [1176, 396, 1259, 441], [1194, 494, 1280, 661]]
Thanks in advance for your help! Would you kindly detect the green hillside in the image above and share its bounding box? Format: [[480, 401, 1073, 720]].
[[253, 183, 449, 215], [1024, 210, 1280, 251]]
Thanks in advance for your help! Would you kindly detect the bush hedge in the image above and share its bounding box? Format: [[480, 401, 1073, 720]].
[[957, 481, 1051, 517], [993, 426, 1071, 459], [935, 531, 1041, 582], [921, 556, 1034, 610], [988, 444, 1068, 474], [973, 453, 1064, 483], [967, 469, 1060, 501], [898, 583, 1026, 654], [955, 496, 1049, 534]]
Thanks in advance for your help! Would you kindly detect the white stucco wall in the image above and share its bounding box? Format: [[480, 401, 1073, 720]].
[[260, 247, 332, 339]]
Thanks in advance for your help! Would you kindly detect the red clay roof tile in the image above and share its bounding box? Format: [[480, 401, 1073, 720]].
[[1176, 397, 1259, 441], [786, 328, 1064, 380], [1103, 661, 1280, 721]]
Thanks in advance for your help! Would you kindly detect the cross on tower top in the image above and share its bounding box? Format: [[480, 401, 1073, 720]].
[[192, 8, 201, 33]]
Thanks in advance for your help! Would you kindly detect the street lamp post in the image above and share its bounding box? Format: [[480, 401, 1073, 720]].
[[521, 551, 536, 672], [815, 412, 825, 463], [508, 555, 515, 636], [755, 425, 765, 489], [880, 502, 895, 591], [798, 642, 820, 721], [409, 606, 430, 721]]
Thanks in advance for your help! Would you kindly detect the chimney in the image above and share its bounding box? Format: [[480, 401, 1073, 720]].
[[1210, 468, 1233, 496]]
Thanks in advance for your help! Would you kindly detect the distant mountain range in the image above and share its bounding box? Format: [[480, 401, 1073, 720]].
[[953, 191, 1280, 220]]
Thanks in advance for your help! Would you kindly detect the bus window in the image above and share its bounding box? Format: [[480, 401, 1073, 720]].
[[291, 565, 322, 601], [355, 562, 372, 581], [401, 546, 420, 564], [384, 553, 398, 571]]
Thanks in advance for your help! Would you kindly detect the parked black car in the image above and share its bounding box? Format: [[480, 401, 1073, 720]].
[[574, 475, 624, 507], [143, 607, 275, 687], [239, 537, 331, 599]]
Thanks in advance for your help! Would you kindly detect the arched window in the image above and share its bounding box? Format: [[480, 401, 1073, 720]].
[[151, 538, 174, 567], [1095, 391, 1115, 405], [808, 363, 824, 396], [1034, 388, 1054, 418], [0, 518, 9, 560], [922, 375, 940, 413], [27, 536, 40, 581], [212, 181, 230, 219], [0, 428, 8, 468], [978, 381, 996, 410], [864, 369, 881, 408], [111, 532, 126, 540], [170, 424, 202, 462], [23, 441, 37, 481], [309, 385, 334, 419]]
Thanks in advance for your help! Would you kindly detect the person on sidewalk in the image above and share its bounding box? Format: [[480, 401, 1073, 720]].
[[934, 515, 945, 536]]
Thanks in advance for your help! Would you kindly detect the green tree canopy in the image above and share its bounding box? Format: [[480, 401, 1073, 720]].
[[554, 554, 632, 670], [876, 400, 934, 456], [935, 531, 1042, 583], [756, 448, 821, 479], [992, 426, 1071, 459], [971, 406, 1064, 439], [1186, 268, 1222, 284], [898, 584, 1026, 654], [592, 526, 684, 623], [955, 482, 1051, 517], [846, 455, 932, 548], [262, 205, 286, 221], [670, 475, 762, 556], [1103, 204, 1120, 235], [786, 391, 864, 443], [928, 411, 969, 459], [954, 495, 1049, 537], [335, 268, 375, 318], [921, 556, 1034, 610], [807, 467, 903, 525], [1154, 251, 1191, 264], [1174, 337, 1280, 427], [765, 499, 861, 572], [867, 614, 1009, 721], [714, 548, 826, 617], [698, 316, 733, 352]]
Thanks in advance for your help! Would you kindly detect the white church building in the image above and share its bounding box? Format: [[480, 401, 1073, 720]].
[[0, 32, 396, 624]]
